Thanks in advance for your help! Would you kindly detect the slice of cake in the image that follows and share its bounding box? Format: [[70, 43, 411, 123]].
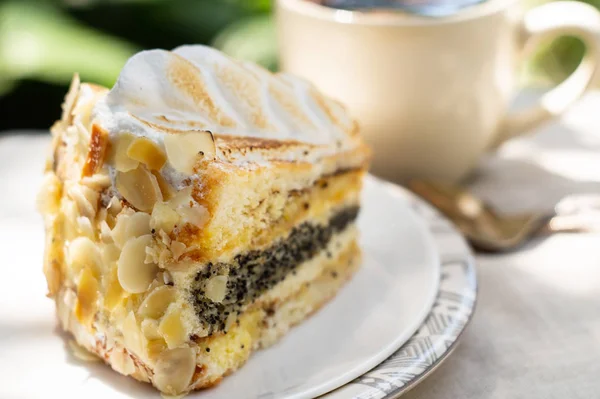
[[38, 45, 370, 395]]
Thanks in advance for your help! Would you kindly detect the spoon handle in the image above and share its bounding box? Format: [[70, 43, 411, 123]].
[[538, 214, 600, 235], [539, 194, 600, 234]]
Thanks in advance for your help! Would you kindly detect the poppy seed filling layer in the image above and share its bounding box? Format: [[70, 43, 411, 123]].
[[190, 206, 359, 335]]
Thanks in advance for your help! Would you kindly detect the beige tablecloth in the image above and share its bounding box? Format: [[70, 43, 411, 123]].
[[402, 93, 600, 399], [1, 91, 599, 399]]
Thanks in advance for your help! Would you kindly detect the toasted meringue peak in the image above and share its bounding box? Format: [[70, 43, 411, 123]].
[[95, 45, 355, 146]]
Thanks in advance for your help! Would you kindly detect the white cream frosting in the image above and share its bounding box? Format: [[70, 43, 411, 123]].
[[92, 45, 355, 149]]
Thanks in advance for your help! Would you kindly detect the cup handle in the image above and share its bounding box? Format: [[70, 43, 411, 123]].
[[492, 1, 600, 148]]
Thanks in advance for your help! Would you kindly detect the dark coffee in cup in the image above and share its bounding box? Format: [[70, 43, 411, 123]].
[[308, 0, 485, 15], [311, 0, 423, 11]]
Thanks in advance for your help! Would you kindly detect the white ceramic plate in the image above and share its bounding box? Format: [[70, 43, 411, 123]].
[[324, 179, 477, 399], [0, 137, 444, 399]]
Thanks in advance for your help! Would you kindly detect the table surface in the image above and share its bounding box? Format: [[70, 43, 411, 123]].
[[1, 91, 599, 399], [404, 92, 600, 399]]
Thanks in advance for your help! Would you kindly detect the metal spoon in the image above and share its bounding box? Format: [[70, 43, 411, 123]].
[[408, 181, 599, 252]]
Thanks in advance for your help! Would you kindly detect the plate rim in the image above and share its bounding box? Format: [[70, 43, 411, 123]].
[[322, 176, 478, 399]]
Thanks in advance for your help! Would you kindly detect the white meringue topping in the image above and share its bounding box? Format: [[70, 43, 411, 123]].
[[93, 45, 355, 147]]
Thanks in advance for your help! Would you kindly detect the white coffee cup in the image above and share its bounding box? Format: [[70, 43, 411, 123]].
[[277, 0, 600, 182]]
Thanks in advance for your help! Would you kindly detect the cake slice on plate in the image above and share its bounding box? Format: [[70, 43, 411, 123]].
[[38, 45, 370, 395]]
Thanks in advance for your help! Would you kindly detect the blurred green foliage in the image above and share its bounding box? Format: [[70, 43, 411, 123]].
[[0, 0, 275, 128], [0, 1, 136, 94], [523, 0, 600, 86], [0, 0, 597, 129], [0, 0, 275, 91]]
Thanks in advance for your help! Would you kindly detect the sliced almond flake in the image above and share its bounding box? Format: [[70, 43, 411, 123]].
[[75, 120, 91, 143], [161, 393, 187, 399], [67, 236, 102, 276], [111, 133, 139, 172], [109, 349, 136, 375], [122, 311, 147, 359], [104, 266, 126, 311], [118, 234, 158, 293], [37, 173, 62, 215], [74, 267, 99, 326], [116, 166, 163, 212], [164, 131, 215, 175], [67, 184, 97, 219], [127, 212, 152, 238], [158, 307, 188, 349], [204, 275, 227, 303], [151, 171, 176, 201], [99, 220, 113, 243], [57, 295, 72, 331], [151, 202, 181, 233], [141, 319, 163, 340], [68, 339, 100, 362], [61, 73, 80, 123], [165, 186, 208, 228], [97, 207, 108, 223], [170, 241, 187, 261], [153, 347, 195, 395], [61, 200, 80, 240], [139, 286, 176, 319], [73, 87, 103, 130], [111, 213, 131, 248], [159, 248, 172, 266], [64, 288, 77, 309], [158, 230, 171, 247], [145, 245, 160, 265], [81, 185, 100, 211], [107, 196, 123, 216], [127, 137, 167, 171], [77, 216, 95, 239], [101, 243, 120, 266], [81, 170, 111, 191]]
